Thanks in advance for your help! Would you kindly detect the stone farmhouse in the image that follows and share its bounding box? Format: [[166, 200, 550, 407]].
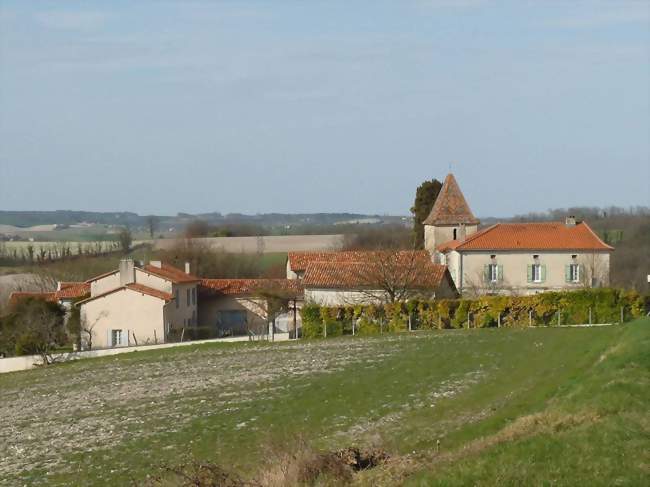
[[424, 174, 613, 295]]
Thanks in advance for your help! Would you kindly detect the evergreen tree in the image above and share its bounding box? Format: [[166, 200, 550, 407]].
[[410, 178, 442, 248]]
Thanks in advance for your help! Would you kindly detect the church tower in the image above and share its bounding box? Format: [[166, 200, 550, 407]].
[[423, 173, 480, 254]]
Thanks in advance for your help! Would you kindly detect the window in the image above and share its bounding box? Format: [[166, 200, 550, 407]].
[[186, 288, 190, 306], [192, 288, 196, 305], [569, 263, 580, 282], [488, 264, 498, 283], [111, 329, 123, 347], [453, 228, 457, 240], [532, 264, 542, 283], [175, 289, 179, 309]]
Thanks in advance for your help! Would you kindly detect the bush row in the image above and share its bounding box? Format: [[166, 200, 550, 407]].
[[301, 288, 647, 338]]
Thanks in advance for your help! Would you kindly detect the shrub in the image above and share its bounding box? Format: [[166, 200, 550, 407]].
[[303, 288, 644, 338]]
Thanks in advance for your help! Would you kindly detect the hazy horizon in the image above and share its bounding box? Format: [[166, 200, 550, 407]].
[[1, 1, 648, 216]]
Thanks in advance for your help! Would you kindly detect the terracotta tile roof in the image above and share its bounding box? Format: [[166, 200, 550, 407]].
[[8, 291, 57, 307], [423, 173, 480, 226], [142, 263, 200, 283], [302, 252, 449, 290], [436, 239, 462, 252], [56, 282, 90, 300], [125, 283, 174, 301], [200, 279, 303, 297], [454, 222, 614, 251], [76, 283, 173, 305], [287, 251, 373, 273]]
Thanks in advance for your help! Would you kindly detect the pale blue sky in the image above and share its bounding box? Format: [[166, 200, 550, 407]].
[[0, 1, 648, 217]]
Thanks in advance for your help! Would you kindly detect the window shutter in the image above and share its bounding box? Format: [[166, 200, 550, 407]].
[[483, 264, 489, 283], [579, 264, 585, 283], [107, 329, 112, 348], [541, 265, 547, 282], [497, 264, 503, 282], [527, 264, 533, 283], [565, 265, 571, 283], [124, 330, 129, 347]]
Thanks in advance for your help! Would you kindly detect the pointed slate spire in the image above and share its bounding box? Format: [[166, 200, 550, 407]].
[[423, 173, 479, 226]]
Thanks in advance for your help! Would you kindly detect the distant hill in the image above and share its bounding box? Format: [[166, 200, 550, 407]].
[[0, 210, 407, 229]]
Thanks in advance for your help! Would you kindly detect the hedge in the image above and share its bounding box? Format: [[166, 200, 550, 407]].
[[300, 288, 646, 338]]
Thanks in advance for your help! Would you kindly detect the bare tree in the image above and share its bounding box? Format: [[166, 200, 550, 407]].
[[118, 227, 133, 253], [145, 215, 159, 239], [578, 252, 609, 288], [79, 310, 108, 350], [346, 250, 439, 304], [246, 281, 302, 337], [4, 298, 67, 364]]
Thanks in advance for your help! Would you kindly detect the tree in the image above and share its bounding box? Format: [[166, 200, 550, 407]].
[[410, 179, 443, 249], [118, 227, 133, 253], [145, 215, 159, 239], [248, 281, 301, 338], [184, 219, 210, 238], [1, 298, 67, 363], [348, 250, 439, 304]]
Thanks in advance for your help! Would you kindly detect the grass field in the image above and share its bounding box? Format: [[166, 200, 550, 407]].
[[1, 319, 648, 486]]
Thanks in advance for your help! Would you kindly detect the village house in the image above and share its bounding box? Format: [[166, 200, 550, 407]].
[[73, 261, 303, 349], [286, 250, 458, 305], [425, 174, 613, 295]]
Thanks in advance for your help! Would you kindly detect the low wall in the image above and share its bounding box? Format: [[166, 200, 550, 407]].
[[0, 333, 291, 374]]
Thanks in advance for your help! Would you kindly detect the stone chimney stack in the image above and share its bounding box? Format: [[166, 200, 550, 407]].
[[185, 262, 191, 274], [119, 259, 135, 286], [565, 216, 576, 227]]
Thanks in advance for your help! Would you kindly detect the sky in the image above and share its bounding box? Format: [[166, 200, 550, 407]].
[[0, 0, 648, 217]]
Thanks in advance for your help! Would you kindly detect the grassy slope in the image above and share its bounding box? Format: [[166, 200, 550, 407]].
[[1, 320, 647, 486], [398, 318, 650, 486]]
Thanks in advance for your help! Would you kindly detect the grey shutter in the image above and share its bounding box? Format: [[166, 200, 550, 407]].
[[497, 264, 504, 282], [541, 265, 547, 282], [483, 264, 490, 283], [527, 264, 533, 283], [565, 265, 571, 282], [107, 329, 112, 348]]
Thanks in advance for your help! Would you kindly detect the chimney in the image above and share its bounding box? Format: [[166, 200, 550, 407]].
[[185, 262, 191, 274], [565, 216, 576, 227], [119, 259, 135, 286], [149, 260, 162, 268]]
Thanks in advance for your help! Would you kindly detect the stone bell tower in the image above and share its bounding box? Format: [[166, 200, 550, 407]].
[[423, 173, 480, 255]]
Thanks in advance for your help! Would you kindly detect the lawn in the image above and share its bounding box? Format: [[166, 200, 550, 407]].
[[1, 319, 648, 486]]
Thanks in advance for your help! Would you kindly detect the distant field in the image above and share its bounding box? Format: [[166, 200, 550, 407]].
[[0, 239, 158, 260], [1, 319, 647, 485], [154, 234, 345, 253]]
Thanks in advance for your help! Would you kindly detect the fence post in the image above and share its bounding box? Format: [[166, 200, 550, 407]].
[[529, 310, 532, 327], [408, 313, 412, 332], [352, 318, 355, 336], [467, 312, 470, 329], [589, 307, 592, 325], [620, 306, 624, 324], [380, 318, 383, 334], [557, 310, 561, 327], [438, 315, 442, 329], [323, 319, 327, 339], [498, 313, 501, 328]]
